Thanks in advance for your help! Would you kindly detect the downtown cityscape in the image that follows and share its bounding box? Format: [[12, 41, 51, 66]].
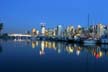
[[1, 18, 108, 72], [8, 22, 108, 44], [0, 20, 108, 72], [0, 0, 108, 72]]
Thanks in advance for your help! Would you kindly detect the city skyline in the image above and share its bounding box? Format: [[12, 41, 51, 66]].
[[0, 0, 108, 33]]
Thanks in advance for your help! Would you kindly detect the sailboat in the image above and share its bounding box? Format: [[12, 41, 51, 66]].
[[83, 14, 97, 45]]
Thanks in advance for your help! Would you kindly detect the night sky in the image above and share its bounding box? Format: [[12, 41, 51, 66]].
[[0, 0, 108, 33]]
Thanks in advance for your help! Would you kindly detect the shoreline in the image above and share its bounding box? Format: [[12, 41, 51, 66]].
[[0, 36, 108, 45]]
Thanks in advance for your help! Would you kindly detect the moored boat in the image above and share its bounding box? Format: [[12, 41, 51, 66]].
[[83, 38, 97, 45]]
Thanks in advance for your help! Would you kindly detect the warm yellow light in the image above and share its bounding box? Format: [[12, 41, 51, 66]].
[[32, 42, 35, 48], [48, 42, 52, 48], [41, 41, 45, 51], [52, 42, 56, 49], [69, 48, 74, 53], [99, 51, 103, 57], [45, 41, 48, 48], [36, 41, 38, 46]]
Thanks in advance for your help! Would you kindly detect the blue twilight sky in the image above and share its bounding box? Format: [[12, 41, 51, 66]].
[[0, 0, 108, 33]]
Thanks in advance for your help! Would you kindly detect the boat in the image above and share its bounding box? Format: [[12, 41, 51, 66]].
[[83, 38, 97, 45]]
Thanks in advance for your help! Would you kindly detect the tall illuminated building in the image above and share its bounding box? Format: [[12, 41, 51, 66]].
[[32, 28, 36, 36], [56, 25, 62, 37], [36, 30, 39, 36], [40, 23, 46, 36], [53, 28, 57, 36], [77, 25, 82, 34], [66, 25, 74, 37], [47, 29, 53, 37], [97, 24, 105, 38]]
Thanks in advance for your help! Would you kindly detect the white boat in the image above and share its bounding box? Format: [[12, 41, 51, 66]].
[[83, 38, 96, 45]]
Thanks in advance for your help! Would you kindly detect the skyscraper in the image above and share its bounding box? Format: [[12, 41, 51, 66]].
[[32, 28, 36, 36], [66, 25, 74, 37], [56, 25, 62, 37], [40, 23, 46, 36], [97, 24, 105, 38]]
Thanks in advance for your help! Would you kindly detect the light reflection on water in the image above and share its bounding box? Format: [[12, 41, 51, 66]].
[[31, 40, 108, 58], [0, 40, 108, 72]]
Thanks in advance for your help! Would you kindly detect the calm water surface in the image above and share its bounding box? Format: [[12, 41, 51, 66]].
[[0, 40, 108, 72]]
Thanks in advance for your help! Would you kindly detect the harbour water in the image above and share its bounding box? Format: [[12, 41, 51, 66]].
[[0, 40, 108, 72]]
